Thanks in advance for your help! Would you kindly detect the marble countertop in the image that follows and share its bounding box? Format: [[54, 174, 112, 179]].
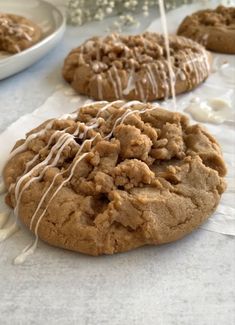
[[0, 2, 234, 325]]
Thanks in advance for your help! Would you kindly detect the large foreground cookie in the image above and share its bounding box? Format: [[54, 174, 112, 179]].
[[0, 13, 42, 53], [177, 5, 235, 54], [3, 101, 227, 256], [63, 32, 210, 102]]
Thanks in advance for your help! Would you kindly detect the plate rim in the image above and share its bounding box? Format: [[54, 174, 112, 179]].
[[0, 0, 66, 65]]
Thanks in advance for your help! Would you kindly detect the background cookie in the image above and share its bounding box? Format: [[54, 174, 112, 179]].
[[0, 13, 42, 53], [177, 5, 235, 54], [62, 32, 211, 102], [3, 101, 227, 256]]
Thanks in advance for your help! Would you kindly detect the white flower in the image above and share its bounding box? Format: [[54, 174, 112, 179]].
[[66, 0, 192, 28]]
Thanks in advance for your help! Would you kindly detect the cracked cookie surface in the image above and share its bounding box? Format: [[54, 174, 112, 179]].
[[3, 101, 227, 255], [62, 32, 210, 102], [0, 13, 42, 53], [177, 5, 235, 54]]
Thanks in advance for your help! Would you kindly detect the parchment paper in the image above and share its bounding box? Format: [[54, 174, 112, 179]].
[[0, 4, 235, 325]]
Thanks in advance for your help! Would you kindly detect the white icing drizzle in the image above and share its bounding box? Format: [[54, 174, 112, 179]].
[[9, 127, 71, 194], [123, 69, 135, 96], [29, 135, 96, 232], [14, 132, 71, 198], [14, 151, 91, 264], [199, 49, 210, 80], [92, 62, 101, 73], [0, 16, 33, 46], [133, 47, 142, 62], [96, 100, 123, 116], [158, 0, 176, 109], [161, 61, 170, 99], [188, 50, 200, 85], [22, 31, 32, 41], [6, 121, 54, 164], [121, 101, 143, 109], [0, 211, 10, 229], [6, 100, 163, 264], [104, 101, 157, 139], [185, 96, 235, 124], [34, 152, 90, 232], [140, 35, 148, 51], [14, 130, 80, 217], [112, 66, 123, 98], [59, 111, 78, 121], [199, 33, 209, 47], [120, 104, 159, 125], [137, 81, 145, 102], [152, 63, 162, 95], [175, 67, 186, 81], [14, 44, 21, 53], [78, 27, 209, 104], [81, 100, 107, 109], [82, 121, 100, 139], [146, 64, 158, 96], [24, 153, 41, 175], [202, 50, 210, 75], [108, 69, 119, 99], [179, 37, 209, 87], [97, 75, 103, 100], [18, 23, 35, 31], [0, 222, 19, 243], [14, 240, 37, 265]]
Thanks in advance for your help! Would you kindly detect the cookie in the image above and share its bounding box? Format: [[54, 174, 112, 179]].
[[62, 32, 211, 102], [177, 5, 235, 54], [3, 101, 227, 256], [0, 13, 42, 53]]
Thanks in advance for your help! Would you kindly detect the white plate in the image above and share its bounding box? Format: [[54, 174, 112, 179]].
[[0, 0, 66, 80]]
